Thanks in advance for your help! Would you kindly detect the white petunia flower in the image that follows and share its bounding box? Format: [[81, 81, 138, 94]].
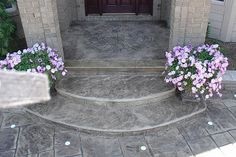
[[46, 65, 51, 70]]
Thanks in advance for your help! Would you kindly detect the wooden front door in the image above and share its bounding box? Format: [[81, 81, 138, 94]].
[[137, 0, 153, 15], [86, 0, 101, 15], [85, 0, 153, 15], [102, 0, 136, 13]]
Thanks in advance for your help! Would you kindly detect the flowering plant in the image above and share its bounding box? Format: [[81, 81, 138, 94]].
[[0, 43, 67, 87], [164, 44, 228, 99]]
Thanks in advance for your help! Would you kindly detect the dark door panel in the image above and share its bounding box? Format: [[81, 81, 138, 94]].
[[85, 0, 101, 15], [86, 0, 153, 15], [102, 0, 136, 13], [137, 0, 153, 14]]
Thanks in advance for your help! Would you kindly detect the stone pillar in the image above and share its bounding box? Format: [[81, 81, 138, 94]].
[[220, 0, 236, 42], [169, 0, 210, 49], [17, 0, 64, 58], [76, 0, 86, 21], [161, 0, 172, 27], [153, 0, 161, 20]]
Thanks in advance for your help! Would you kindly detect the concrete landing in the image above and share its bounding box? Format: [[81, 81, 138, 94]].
[[62, 21, 169, 61]]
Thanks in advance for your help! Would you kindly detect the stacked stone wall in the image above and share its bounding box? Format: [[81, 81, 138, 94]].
[[169, 0, 210, 48], [57, 0, 78, 32], [17, 0, 63, 57]]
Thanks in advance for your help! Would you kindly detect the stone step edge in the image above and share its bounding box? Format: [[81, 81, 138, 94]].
[[65, 67, 165, 73], [78, 15, 156, 21], [55, 86, 175, 104], [65, 66, 166, 69], [24, 101, 207, 134], [65, 59, 166, 68], [223, 70, 236, 89]]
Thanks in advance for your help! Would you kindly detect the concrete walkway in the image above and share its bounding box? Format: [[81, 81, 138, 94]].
[[1, 89, 236, 157]]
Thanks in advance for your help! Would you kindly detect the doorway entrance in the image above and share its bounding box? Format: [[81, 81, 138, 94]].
[[85, 0, 153, 15]]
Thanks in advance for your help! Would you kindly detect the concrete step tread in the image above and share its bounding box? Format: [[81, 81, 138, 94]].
[[222, 70, 236, 89], [223, 70, 236, 82], [56, 73, 174, 103]]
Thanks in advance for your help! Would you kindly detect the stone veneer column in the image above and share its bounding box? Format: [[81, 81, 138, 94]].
[[17, 0, 64, 58], [169, 0, 210, 49], [76, 0, 85, 21], [220, 0, 236, 42]]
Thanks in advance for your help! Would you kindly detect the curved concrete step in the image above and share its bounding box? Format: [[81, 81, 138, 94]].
[[25, 94, 207, 134], [65, 60, 166, 73], [56, 74, 175, 105]]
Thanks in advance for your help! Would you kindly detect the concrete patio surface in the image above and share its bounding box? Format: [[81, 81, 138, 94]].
[[1, 89, 236, 157]]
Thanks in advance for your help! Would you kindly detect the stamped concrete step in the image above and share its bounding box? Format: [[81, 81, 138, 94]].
[[56, 73, 175, 105], [65, 60, 166, 72], [25, 94, 207, 134], [223, 70, 236, 89], [84, 15, 154, 21]]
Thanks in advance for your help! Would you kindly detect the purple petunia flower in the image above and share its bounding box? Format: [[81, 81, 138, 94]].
[[0, 43, 67, 84]]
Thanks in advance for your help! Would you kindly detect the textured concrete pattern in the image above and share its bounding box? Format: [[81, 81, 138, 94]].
[[56, 73, 174, 102], [62, 21, 170, 60], [26, 94, 206, 133], [0, 89, 236, 157]]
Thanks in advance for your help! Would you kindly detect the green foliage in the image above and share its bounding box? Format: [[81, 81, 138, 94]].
[[205, 38, 227, 55], [14, 51, 56, 87], [0, 0, 16, 58], [205, 23, 226, 55], [197, 50, 213, 62], [14, 52, 50, 71], [206, 22, 210, 38]]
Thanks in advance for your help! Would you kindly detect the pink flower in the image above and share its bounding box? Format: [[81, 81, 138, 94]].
[[62, 71, 67, 76], [164, 44, 228, 99]]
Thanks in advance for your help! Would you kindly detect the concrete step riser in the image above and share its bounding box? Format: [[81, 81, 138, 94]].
[[56, 74, 174, 104], [56, 87, 175, 107], [83, 15, 155, 22], [65, 60, 166, 69], [66, 67, 165, 74], [25, 94, 207, 135], [222, 70, 236, 90]]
